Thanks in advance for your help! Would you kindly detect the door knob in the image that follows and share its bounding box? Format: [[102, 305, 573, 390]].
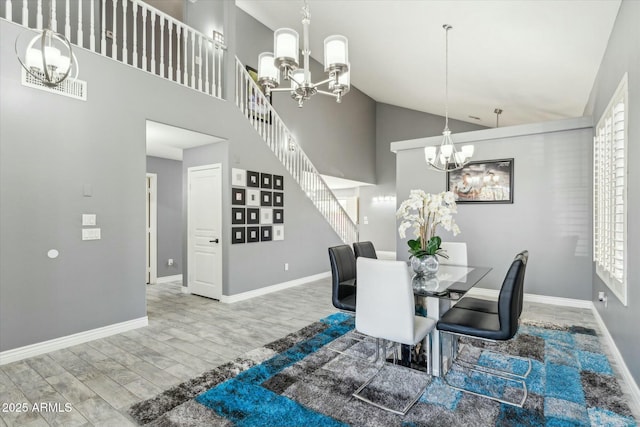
[[209, 238, 219, 243]]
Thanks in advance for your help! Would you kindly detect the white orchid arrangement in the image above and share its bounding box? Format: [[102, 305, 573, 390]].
[[396, 190, 460, 258]]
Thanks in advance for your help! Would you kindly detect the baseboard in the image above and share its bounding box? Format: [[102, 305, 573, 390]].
[[591, 306, 640, 416], [0, 316, 148, 365], [465, 287, 592, 309], [156, 274, 183, 284], [220, 271, 331, 304]]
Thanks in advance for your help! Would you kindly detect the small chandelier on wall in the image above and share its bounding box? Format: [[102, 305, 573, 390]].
[[15, 2, 79, 88], [425, 25, 473, 172], [256, 0, 350, 108]]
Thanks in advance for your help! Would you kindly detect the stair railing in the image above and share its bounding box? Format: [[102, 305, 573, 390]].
[[3, 0, 225, 99], [235, 57, 358, 245]]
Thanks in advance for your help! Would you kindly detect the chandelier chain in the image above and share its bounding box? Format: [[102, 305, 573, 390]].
[[444, 24, 451, 131]]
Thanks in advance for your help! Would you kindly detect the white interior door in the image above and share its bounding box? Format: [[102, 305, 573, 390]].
[[188, 164, 223, 299], [146, 174, 157, 285]]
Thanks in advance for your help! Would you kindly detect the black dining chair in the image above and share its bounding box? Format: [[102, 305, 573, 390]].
[[453, 250, 528, 315], [328, 245, 357, 312], [353, 241, 377, 259], [436, 251, 530, 407]]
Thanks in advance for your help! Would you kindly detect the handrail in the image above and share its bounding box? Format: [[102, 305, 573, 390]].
[[235, 57, 358, 245], [4, 0, 225, 99]]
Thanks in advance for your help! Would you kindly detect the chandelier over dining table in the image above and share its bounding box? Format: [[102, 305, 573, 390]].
[[425, 25, 474, 172], [256, 0, 350, 108]]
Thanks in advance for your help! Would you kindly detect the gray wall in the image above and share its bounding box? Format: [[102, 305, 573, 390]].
[[146, 156, 183, 278], [395, 125, 593, 300], [359, 103, 487, 251], [235, 7, 377, 184], [0, 16, 344, 351], [583, 0, 640, 384]]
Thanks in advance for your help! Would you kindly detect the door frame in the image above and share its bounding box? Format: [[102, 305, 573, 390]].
[[146, 173, 158, 285], [186, 163, 223, 296]]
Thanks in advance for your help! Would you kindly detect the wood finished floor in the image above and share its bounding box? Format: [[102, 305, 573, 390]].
[[0, 279, 638, 426]]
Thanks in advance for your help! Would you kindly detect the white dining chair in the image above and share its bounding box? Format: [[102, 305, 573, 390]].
[[353, 257, 436, 415], [439, 242, 468, 266]]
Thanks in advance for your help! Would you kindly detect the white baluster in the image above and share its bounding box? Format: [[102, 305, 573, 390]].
[[64, 0, 70, 39], [111, 0, 117, 59], [51, 0, 57, 31], [150, 12, 155, 74], [159, 15, 164, 78], [141, 6, 147, 71], [132, 2, 138, 67], [168, 21, 173, 80], [183, 28, 188, 85], [36, 0, 42, 29], [90, 0, 95, 50], [197, 35, 202, 91], [204, 40, 209, 94], [77, 0, 83, 47], [21, 0, 27, 25], [235, 61, 239, 107], [217, 46, 222, 97], [176, 26, 181, 83], [101, 0, 106, 54], [190, 31, 195, 88], [212, 46, 218, 97], [122, 0, 128, 63], [5, 0, 12, 21]]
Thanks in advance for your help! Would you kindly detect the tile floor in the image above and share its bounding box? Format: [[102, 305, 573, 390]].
[[0, 279, 638, 426]]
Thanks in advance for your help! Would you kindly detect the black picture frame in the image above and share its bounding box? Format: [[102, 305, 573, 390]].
[[231, 227, 246, 244], [273, 175, 284, 190], [246, 66, 272, 124], [232, 208, 245, 224], [446, 158, 514, 204], [261, 226, 273, 241], [247, 226, 260, 243], [247, 171, 260, 188], [232, 188, 246, 205], [273, 192, 284, 207], [261, 191, 272, 206], [273, 209, 284, 224], [261, 173, 273, 189], [247, 208, 260, 224]]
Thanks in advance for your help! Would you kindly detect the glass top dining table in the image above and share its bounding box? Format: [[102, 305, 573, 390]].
[[411, 265, 492, 299], [410, 264, 492, 377]]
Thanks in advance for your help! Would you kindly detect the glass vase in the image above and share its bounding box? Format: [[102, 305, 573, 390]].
[[411, 255, 439, 276]]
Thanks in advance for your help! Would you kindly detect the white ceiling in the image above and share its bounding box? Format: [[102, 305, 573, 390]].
[[146, 121, 224, 160], [236, 0, 621, 128]]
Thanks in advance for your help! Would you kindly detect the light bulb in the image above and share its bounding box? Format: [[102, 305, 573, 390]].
[[424, 146, 436, 162]]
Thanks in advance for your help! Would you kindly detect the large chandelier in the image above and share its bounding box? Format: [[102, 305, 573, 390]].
[[425, 25, 473, 172], [256, 1, 350, 108], [15, 2, 79, 88]]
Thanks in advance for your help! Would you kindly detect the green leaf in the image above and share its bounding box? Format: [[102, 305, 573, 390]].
[[425, 236, 442, 255]]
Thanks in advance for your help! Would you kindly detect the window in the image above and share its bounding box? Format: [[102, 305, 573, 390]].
[[593, 73, 628, 305]]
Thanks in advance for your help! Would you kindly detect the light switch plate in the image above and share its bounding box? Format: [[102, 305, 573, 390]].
[[82, 214, 97, 226], [82, 228, 101, 240]]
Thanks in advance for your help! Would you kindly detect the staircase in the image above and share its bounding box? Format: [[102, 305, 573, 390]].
[[3, 0, 358, 245], [235, 58, 358, 245]]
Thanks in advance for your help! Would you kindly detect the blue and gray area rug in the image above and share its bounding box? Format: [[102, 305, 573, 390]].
[[129, 313, 636, 426]]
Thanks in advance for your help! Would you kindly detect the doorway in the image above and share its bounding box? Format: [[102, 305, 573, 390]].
[[187, 164, 223, 299], [146, 173, 157, 284]]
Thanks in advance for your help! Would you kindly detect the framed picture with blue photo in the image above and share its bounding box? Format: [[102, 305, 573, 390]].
[[446, 158, 514, 203]]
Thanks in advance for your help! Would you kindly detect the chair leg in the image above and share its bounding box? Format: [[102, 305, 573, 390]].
[[439, 331, 528, 408], [352, 339, 431, 415]]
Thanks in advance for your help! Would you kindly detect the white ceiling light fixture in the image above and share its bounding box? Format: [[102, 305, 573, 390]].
[[425, 25, 473, 172], [15, 2, 79, 88], [256, 0, 350, 108]]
